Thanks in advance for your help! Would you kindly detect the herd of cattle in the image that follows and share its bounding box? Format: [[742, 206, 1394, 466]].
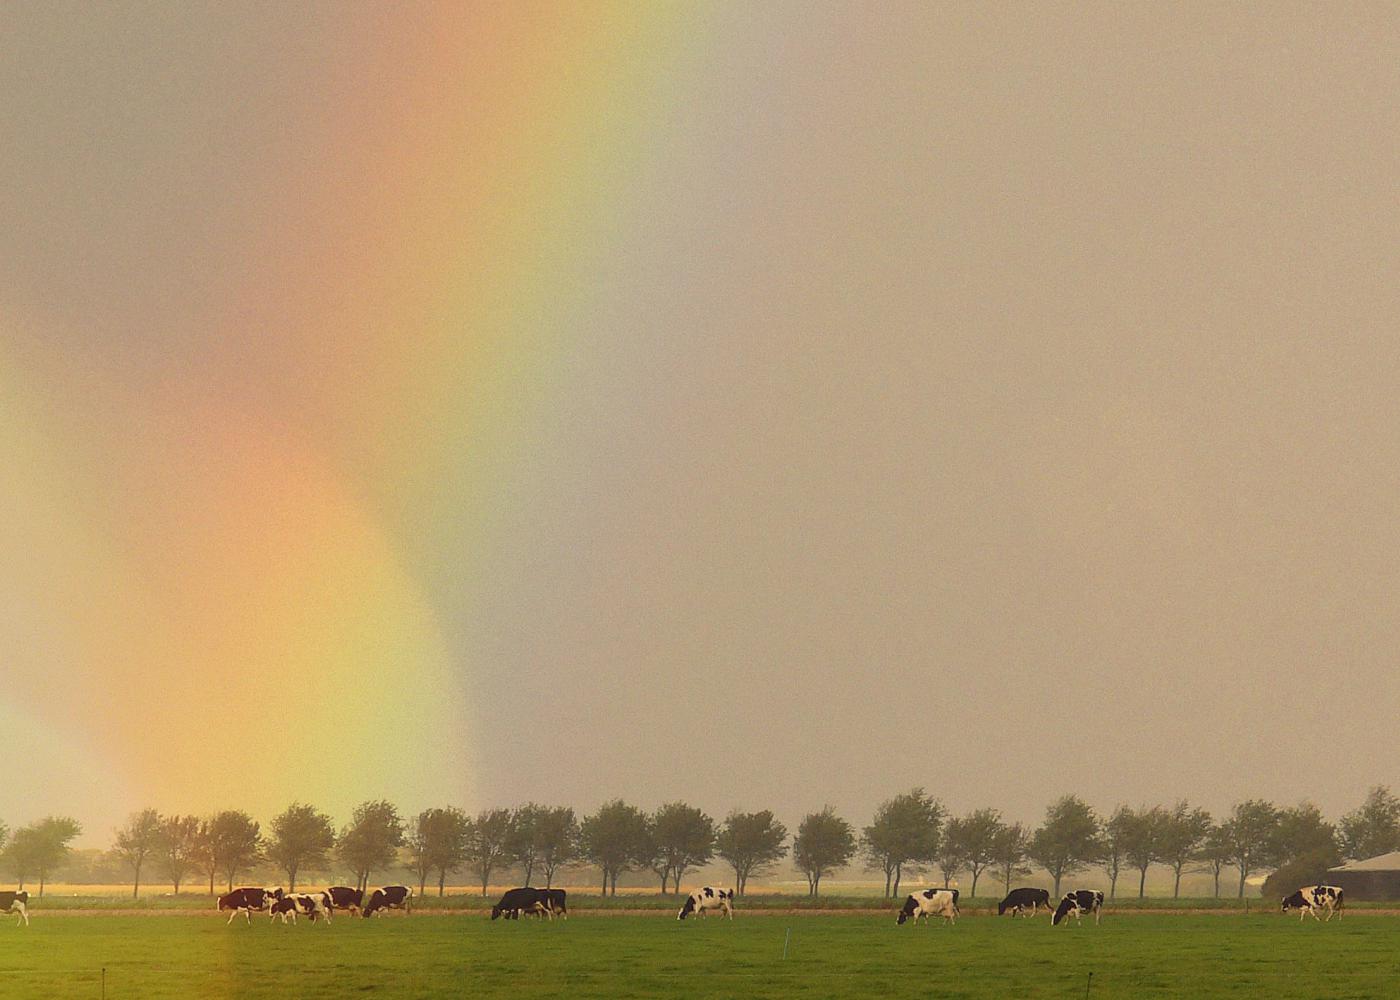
[[0, 882, 1349, 928], [216, 884, 414, 924]]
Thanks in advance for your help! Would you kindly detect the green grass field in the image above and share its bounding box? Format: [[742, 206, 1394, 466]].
[[3, 911, 1397, 999]]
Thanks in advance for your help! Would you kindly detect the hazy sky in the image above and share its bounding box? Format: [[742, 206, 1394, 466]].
[[3, 3, 1399, 846]]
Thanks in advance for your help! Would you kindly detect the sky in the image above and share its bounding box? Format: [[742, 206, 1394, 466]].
[[2, 2, 1399, 847]]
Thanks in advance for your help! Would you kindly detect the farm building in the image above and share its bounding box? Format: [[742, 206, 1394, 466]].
[[1327, 852, 1400, 900]]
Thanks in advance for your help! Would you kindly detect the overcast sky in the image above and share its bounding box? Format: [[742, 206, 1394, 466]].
[[2, 3, 1399, 845]]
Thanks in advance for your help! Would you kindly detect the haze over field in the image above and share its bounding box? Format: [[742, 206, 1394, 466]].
[[2, 3, 1398, 844]]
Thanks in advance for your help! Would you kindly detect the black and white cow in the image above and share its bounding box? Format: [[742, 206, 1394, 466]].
[[491, 887, 550, 920], [897, 888, 959, 926], [270, 892, 331, 925], [217, 887, 283, 925], [0, 891, 29, 927], [998, 887, 1053, 918], [269, 895, 300, 924], [326, 886, 365, 916], [1281, 884, 1345, 922], [362, 885, 412, 917], [678, 887, 735, 920], [1052, 889, 1104, 926], [542, 888, 567, 919]]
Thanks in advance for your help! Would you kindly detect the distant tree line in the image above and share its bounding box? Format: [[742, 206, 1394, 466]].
[[5, 787, 1400, 900]]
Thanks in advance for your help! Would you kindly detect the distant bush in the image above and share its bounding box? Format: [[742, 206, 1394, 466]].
[[1260, 850, 1341, 900]]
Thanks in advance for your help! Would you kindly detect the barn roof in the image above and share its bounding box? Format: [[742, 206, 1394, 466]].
[[1329, 851, 1400, 872]]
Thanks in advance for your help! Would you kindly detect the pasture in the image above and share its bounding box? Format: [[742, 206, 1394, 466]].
[[3, 910, 1398, 999]]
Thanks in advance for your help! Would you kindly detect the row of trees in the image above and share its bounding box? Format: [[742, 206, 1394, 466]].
[[8, 787, 1400, 900], [849, 787, 1400, 900]]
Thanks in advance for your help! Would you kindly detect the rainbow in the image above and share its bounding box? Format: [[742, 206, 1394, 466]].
[[2, 3, 717, 830]]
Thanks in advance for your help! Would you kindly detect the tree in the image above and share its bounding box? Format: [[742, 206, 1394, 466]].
[[1029, 795, 1101, 897], [991, 822, 1032, 894], [1196, 824, 1233, 898], [155, 815, 202, 895], [113, 809, 162, 900], [1339, 787, 1400, 861], [1121, 805, 1168, 898], [944, 809, 1005, 897], [1273, 802, 1338, 868], [265, 802, 335, 891], [534, 807, 579, 890], [406, 808, 470, 897], [934, 832, 966, 889], [5, 817, 82, 896], [716, 810, 789, 896], [792, 807, 856, 898], [579, 800, 649, 896], [646, 802, 716, 895], [1221, 800, 1280, 897], [860, 789, 944, 897], [507, 804, 545, 887], [337, 800, 405, 893], [198, 811, 261, 893], [1156, 802, 1212, 898], [1100, 807, 1130, 899], [466, 808, 515, 896], [3, 826, 42, 890]]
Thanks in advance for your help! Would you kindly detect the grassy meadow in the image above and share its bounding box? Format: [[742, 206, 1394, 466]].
[[3, 909, 1397, 999]]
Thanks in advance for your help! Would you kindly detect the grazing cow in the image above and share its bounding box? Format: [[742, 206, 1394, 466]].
[[897, 888, 959, 926], [678, 887, 735, 920], [998, 887, 1053, 918], [1052, 889, 1105, 926], [326, 886, 364, 916], [491, 887, 550, 921], [542, 888, 567, 919], [217, 887, 283, 925], [362, 884, 413, 917], [0, 891, 29, 927], [1282, 885, 1345, 922], [270, 892, 330, 925]]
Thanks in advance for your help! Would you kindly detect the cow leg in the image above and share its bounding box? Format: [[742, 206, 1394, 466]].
[[225, 909, 237, 926], [19, 906, 29, 927]]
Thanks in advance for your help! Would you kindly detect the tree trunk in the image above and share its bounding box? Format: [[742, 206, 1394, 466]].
[[1237, 866, 1246, 898], [971, 868, 980, 897], [1173, 866, 1182, 898], [132, 863, 141, 899], [601, 869, 608, 895], [1052, 869, 1062, 898], [883, 868, 892, 898], [438, 870, 446, 897], [39, 874, 45, 897], [1138, 867, 1148, 898], [893, 864, 902, 898], [610, 872, 618, 896], [1109, 871, 1118, 898], [209, 870, 215, 895], [419, 873, 427, 896], [1212, 867, 1220, 897]]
